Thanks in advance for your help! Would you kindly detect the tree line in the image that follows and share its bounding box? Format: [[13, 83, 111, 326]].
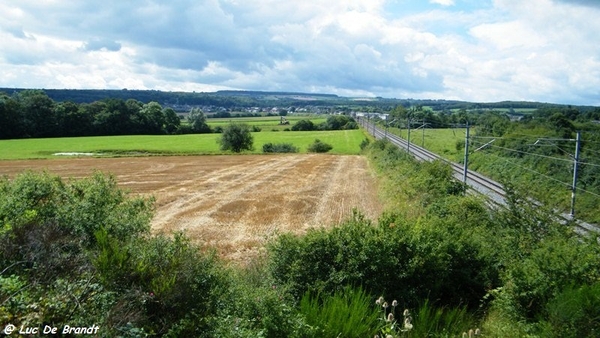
[[0, 90, 186, 139]]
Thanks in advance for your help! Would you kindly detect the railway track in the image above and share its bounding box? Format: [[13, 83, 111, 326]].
[[360, 119, 598, 235]]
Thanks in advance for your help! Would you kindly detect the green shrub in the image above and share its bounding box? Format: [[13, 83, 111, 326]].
[[0, 171, 155, 332], [262, 142, 299, 153], [320, 115, 358, 130], [251, 125, 262, 132], [307, 139, 333, 153], [0, 171, 153, 248], [267, 209, 494, 309], [210, 264, 312, 338], [0, 171, 230, 336], [109, 233, 224, 336], [218, 123, 254, 153], [359, 138, 370, 150], [291, 119, 315, 131], [174, 124, 194, 134], [540, 283, 600, 338]]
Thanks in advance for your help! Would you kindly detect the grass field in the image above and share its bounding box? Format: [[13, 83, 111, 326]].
[[207, 115, 327, 131], [0, 129, 369, 160], [386, 127, 468, 162]]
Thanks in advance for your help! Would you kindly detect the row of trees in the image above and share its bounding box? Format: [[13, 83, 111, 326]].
[[291, 115, 358, 131], [0, 90, 183, 139], [0, 90, 359, 140], [386, 104, 600, 130]]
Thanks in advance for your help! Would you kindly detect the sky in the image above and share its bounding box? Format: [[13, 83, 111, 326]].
[[1, 0, 599, 105]]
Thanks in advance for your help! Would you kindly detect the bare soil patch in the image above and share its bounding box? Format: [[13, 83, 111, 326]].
[[0, 154, 381, 262]]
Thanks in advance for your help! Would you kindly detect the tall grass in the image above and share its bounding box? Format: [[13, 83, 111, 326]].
[[407, 300, 478, 338], [299, 286, 381, 338]]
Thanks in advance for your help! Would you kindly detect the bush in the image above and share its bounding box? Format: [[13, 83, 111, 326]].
[[307, 139, 333, 153], [262, 142, 299, 153], [541, 283, 600, 338], [0, 171, 153, 250], [107, 233, 225, 336], [320, 115, 358, 130], [218, 123, 254, 153], [291, 119, 315, 131], [174, 124, 194, 134], [0, 171, 230, 336], [0, 172, 154, 332], [359, 138, 370, 150], [267, 211, 401, 300], [251, 125, 261, 132]]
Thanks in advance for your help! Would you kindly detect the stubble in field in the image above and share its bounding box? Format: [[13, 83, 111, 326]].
[[0, 154, 381, 262]]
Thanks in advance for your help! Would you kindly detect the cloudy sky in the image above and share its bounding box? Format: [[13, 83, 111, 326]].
[[1, 0, 599, 105]]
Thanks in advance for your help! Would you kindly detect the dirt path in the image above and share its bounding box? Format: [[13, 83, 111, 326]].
[[0, 154, 381, 262]]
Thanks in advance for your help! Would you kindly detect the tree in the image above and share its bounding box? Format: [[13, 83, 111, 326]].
[[0, 93, 23, 139], [188, 108, 211, 133], [17, 90, 56, 137], [218, 123, 253, 153], [163, 108, 181, 134], [136, 101, 165, 134], [54, 101, 93, 137]]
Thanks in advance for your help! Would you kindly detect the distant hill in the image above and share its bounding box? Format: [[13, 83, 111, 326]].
[[1, 88, 596, 112]]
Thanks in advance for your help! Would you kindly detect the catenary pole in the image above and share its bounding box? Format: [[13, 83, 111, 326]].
[[463, 122, 470, 184], [422, 118, 425, 147], [407, 117, 411, 153], [570, 131, 581, 217]]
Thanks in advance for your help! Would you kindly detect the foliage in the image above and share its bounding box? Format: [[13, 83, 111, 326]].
[[267, 208, 495, 310], [262, 142, 299, 153], [299, 286, 380, 337], [187, 107, 211, 133], [101, 233, 225, 336], [319, 115, 358, 130], [359, 137, 370, 150], [218, 123, 254, 153], [0, 171, 152, 248], [291, 119, 316, 131], [307, 139, 333, 153], [376, 299, 477, 338], [540, 283, 600, 338], [0, 171, 227, 336]]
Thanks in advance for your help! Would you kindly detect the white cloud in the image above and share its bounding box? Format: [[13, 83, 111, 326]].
[[0, 0, 599, 105], [430, 0, 455, 6]]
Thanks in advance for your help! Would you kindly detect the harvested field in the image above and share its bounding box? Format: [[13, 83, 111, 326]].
[[0, 154, 381, 262]]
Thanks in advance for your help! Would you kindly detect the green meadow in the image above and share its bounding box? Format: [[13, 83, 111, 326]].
[[0, 129, 368, 160], [385, 127, 468, 161], [207, 115, 327, 131]]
